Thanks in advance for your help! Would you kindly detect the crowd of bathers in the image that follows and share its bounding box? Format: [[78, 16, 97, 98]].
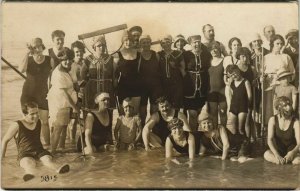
[[1, 24, 300, 181]]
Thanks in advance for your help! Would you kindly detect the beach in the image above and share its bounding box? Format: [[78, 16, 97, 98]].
[[1, 65, 300, 189]]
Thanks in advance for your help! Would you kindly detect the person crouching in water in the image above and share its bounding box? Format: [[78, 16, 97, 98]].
[[196, 111, 251, 162], [264, 96, 300, 165], [165, 118, 200, 161], [77, 92, 113, 155], [114, 98, 142, 151], [1, 102, 70, 182], [225, 64, 252, 157]]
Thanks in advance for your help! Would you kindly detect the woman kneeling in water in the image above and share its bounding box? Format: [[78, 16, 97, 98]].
[[165, 118, 200, 162]]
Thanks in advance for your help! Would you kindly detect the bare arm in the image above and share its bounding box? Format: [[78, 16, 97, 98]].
[[285, 120, 300, 159], [267, 117, 282, 159], [142, 113, 159, 151], [84, 113, 95, 154], [19, 52, 31, 73], [165, 137, 173, 159], [292, 88, 298, 112], [114, 118, 121, 145], [62, 89, 78, 112], [219, 126, 230, 160], [2, 122, 19, 158], [245, 80, 252, 107], [134, 116, 143, 144], [188, 133, 195, 159]]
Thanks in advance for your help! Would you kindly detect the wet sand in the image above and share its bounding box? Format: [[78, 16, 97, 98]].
[[1, 69, 300, 189]]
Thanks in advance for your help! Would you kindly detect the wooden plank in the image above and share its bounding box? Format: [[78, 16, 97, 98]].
[[78, 24, 127, 40]]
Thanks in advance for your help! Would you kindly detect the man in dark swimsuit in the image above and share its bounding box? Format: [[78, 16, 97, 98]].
[[128, 26, 143, 50], [142, 97, 191, 151], [1, 101, 70, 182]]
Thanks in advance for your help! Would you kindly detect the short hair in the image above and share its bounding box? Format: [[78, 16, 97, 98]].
[[22, 101, 38, 115], [236, 47, 251, 60], [202, 24, 214, 33], [226, 64, 241, 75], [263, 25, 275, 33], [228, 37, 242, 50], [71, 41, 85, 53], [168, 118, 184, 130], [57, 49, 75, 60], [269, 34, 285, 51], [155, 96, 170, 105], [274, 96, 291, 111], [51, 30, 65, 39]]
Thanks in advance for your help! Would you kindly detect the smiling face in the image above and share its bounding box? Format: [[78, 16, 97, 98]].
[[231, 40, 242, 53], [171, 125, 184, 137], [158, 101, 171, 115], [73, 47, 84, 62], [60, 59, 73, 72], [198, 118, 213, 132], [52, 35, 65, 50]]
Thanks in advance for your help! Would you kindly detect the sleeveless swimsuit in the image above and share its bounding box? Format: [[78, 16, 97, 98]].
[[229, 79, 249, 115], [208, 59, 226, 102], [169, 131, 200, 154]]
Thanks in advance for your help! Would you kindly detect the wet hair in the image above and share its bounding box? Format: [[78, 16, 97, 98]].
[[155, 96, 171, 105], [202, 24, 214, 33], [228, 37, 242, 50], [51, 30, 65, 39], [168, 118, 184, 130], [269, 34, 285, 52], [236, 47, 251, 60], [71, 41, 85, 53], [22, 101, 38, 115]]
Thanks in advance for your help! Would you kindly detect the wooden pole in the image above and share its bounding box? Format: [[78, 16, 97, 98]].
[[1, 57, 27, 79], [78, 24, 127, 40]]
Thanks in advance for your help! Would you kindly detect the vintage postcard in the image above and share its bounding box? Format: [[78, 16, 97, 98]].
[[1, 2, 299, 189]]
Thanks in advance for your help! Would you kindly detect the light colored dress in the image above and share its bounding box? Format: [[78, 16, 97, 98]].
[[47, 66, 77, 127]]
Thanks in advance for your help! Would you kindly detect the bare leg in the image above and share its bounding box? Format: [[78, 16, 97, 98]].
[[149, 132, 162, 148], [225, 86, 232, 113], [187, 110, 198, 132], [40, 155, 69, 173], [264, 149, 279, 164], [51, 124, 64, 153], [237, 112, 247, 136], [71, 117, 78, 143], [39, 109, 50, 145], [292, 156, 300, 165], [20, 157, 36, 176], [245, 111, 252, 139], [227, 112, 237, 134], [58, 126, 67, 149]]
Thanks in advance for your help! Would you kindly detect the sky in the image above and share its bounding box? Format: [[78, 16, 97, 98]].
[[1, 2, 298, 54]]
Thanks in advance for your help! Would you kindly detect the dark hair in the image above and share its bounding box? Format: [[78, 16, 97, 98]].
[[155, 96, 170, 105], [51, 30, 65, 39], [202, 24, 213, 33], [71, 41, 85, 53], [57, 49, 75, 60], [228, 37, 242, 50], [269, 34, 285, 51], [22, 101, 38, 115], [236, 47, 251, 60], [168, 118, 184, 130], [274, 96, 291, 111], [226, 64, 241, 75]]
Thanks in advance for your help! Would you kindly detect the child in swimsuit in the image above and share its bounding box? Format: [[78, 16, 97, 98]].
[[114, 98, 142, 151]]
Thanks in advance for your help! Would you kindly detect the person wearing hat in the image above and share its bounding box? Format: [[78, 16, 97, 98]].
[[207, 42, 227, 128], [138, 35, 163, 126], [249, 33, 270, 137], [114, 97, 142, 151], [19, 37, 54, 147], [81, 35, 115, 110], [273, 68, 298, 115], [142, 96, 191, 151], [263, 34, 295, 126], [48, 30, 70, 70], [264, 96, 300, 165], [165, 118, 200, 160], [77, 92, 113, 155], [157, 34, 186, 109], [196, 111, 247, 161], [182, 35, 212, 131], [128, 26, 143, 49], [283, 29, 299, 87], [202, 24, 228, 56], [47, 49, 78, 154], [115, 30, 143, 113], [173, 34, 188, 52]]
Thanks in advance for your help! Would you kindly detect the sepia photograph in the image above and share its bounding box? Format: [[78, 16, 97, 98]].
[[1, 2, 299, 189]]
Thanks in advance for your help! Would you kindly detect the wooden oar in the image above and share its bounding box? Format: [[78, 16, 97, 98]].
[[1, 57, 27, 79]]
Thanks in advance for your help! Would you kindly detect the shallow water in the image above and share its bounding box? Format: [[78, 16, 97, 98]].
[[1, 68, 300, 189]]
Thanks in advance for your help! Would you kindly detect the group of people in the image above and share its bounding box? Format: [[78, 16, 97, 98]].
[[1, 24, 300, 182]]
